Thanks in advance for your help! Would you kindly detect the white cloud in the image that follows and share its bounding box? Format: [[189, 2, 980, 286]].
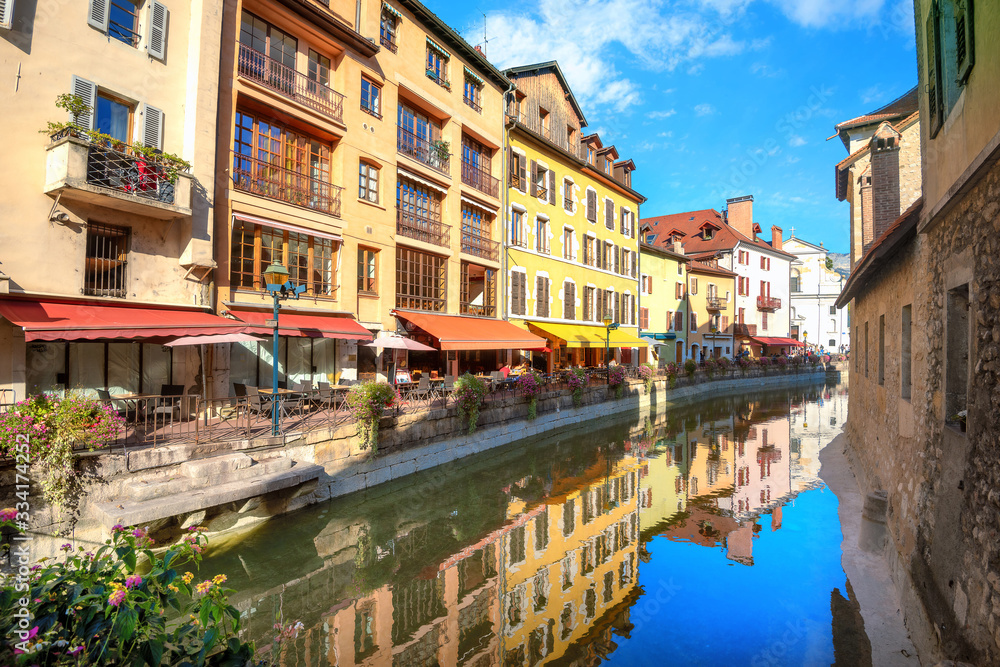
[[789, 135, 807, 147], [859, 85, 884, 106], [694, 103, 715, 116], [647, 109, 677, 119], [765, 0, 885, 29]]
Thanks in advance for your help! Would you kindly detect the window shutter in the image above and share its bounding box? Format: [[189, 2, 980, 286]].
[[70, 76, 97, 130], [926, 7, 943, 137], [619, 208, 625, 235], [528, 160, 537, 196], [605, 200, 614, 230], [147, 1, 168, 61], [141, 104, 164, 149], [0, 0, 13, 30], [955, 0, 974, 83], [630, 212, 636, 238], [544, 279, 550, 318], [518, 154, 527, 191], [586, 190, 595, 221], [87, 0, 109, 31], [548, 170, 556, 205], [675, 311, 683, 332]]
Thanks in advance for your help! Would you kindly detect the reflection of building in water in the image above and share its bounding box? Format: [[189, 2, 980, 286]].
[[721, 415, 791, 521], [299, 454, 642, 666], [789, 384, 848, 491]]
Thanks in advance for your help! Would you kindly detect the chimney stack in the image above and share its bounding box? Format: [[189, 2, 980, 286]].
[[871, 126, 901, 244], [673, 240, 684, 255], [725, 195, 754, 239], [771, 226, 783, 251]]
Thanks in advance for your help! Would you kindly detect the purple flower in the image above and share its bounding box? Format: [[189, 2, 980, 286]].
[[108, 589, 127, 607], [125, 575, 142, 589]]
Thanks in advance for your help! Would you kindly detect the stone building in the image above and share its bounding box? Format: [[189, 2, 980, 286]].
[[836, 0, 1000, 661], [783, 235, 848, 352], [637, 239, 689, 364]]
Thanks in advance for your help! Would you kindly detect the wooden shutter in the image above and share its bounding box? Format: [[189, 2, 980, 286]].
[[630, 212, 636, 238], [614, 246, 620, 274], [529, 160, 537, 196], [0, 0, 14, 30], [511, 272, 521, 316], [955, 0, 974, 83], [926, 6, 943, 137], [675, 311, 683, 332], [147, 1, 168, 61], [141, 104, 164, 149], [87, 0, 109, 31], [544, 279, 550, 318], [548, 170, 556, 205], [690, 277, 697, 294], [587, 190, 596, 222], [71, 76, 97, 130], [518, 154, 527, 191], [605, 200, 614, 229]]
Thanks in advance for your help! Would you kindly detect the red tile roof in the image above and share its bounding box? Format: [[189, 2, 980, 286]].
[[834, 110, 921, 200], [640, 209, 796, 259], [688, 260, 737, 278], [835, 87, 918, 132]]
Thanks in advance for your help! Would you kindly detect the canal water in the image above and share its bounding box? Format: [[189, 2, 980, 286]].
[[195, 379, 852, 666]]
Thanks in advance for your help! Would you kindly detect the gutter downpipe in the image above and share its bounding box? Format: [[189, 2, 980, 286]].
[[502, 80, 516, 366]]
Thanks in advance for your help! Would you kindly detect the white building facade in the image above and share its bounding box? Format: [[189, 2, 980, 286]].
[[784, 236, 849, 353]]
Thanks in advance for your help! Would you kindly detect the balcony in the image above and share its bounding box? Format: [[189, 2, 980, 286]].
[[397, 126, 450, 176], [380, 33, 398, 53], [706, 296, 724, 311], [237, 44, 345, 124], [397, 209, 451, 247], [463, 93, 482, 114], [461, 160, 499, 198], [425, 69, 450, 90], [733, 323, 758, 337], [231, 151, 342, 217], [44, 133, 192, 220], [461, 233, 499, 262], [757, 296, 781, 311]]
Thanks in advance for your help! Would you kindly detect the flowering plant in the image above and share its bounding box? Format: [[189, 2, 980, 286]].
[[608, 366, 627, 398], [345, 382, 400, 454], [0, 525, 258, 665], [566, 369, 589, 407], [759, 356, 772, 370], [454, 373, 488, 434], [684, 359, 697, 378], [664, 362, 679, 389], [736, 356, 753, 375], [704, 357, 717, 379], [517, 371, 543, 419], [638, 364, 654, 393], [774, 356, 788, 367], [0, 392, 124, 508]]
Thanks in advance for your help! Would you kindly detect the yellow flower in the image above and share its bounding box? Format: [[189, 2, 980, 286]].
[[181, 572, 194, 585], [195, 580, 212, 594], [168, 584, 179, 593], [212, 574, 227, 585]]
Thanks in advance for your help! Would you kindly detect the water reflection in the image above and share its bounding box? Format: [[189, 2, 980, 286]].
[[195, 380, 848, 666]]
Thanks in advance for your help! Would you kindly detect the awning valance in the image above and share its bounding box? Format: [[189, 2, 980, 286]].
[[398, 167, 448, 194], [464, 66, 484, 86], [528, 322, 649, 348], [751, 336, 803, 347], [392, 310, 545, 350], [426, 37, 450, 58], [0, 299, 245, 342], [229, 309, 372, 341], [381, 2, 401, 19]]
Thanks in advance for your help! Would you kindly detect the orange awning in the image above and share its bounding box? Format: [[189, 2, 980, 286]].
[[0, 299, 246, 342], [392, 310, 546, 350], [230, 309, 372, 340]]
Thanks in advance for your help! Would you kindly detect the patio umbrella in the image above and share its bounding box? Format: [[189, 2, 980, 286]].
[[363, 336, 437, 352]]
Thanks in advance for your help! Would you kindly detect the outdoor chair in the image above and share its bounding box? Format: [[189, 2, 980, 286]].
[[411, 376, 435, 406], [245, 386, 268, 417], [97, 388, 138, 422], [233, 383, 247, 397], [440, 375, 456, 403], [152, 384, 185, 422]]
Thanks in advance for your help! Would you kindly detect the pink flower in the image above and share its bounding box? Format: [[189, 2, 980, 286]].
[[131, 527, 146, 539], [69, 646, 84, 656], [111, 524, 124, 533], [0, 508, 17, 522], [125, 575, 142, 589], [108, 589, 127, 607]]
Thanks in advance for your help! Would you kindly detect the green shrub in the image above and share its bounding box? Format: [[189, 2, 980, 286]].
[[345, 382, 400, 454]]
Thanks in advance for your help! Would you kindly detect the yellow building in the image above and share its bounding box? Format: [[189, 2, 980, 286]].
[[638, 240, 690, 364], [686, 260, 737, 361], [501, 62, 647, 371]]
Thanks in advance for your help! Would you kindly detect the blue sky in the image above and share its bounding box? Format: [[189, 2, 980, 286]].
[[430, 0, 919, 253]]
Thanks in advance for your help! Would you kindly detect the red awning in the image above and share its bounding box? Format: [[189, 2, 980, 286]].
[[230, 309, 372, 340], [0, 299, 247, 342], [393, 310, 546, 350], [752, 337, 804, 347]]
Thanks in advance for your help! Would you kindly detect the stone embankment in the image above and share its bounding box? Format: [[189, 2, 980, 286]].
[[3, 364, 840, 558]]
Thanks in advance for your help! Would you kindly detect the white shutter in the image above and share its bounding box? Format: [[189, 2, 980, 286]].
[[71, 76, 97, 130], [147, 1, 168, 61], [87, 0, 109, 32], [141, 104, 163, 149], [0, 0, 14, 30]]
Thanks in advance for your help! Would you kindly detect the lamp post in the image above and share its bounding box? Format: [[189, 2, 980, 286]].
[[263, 262, 305, 436], [603, 316, 619, 384]]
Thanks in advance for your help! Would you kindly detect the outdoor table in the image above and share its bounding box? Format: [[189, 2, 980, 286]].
[[111, 392, 158, 421], [258, 387, 304, 419]]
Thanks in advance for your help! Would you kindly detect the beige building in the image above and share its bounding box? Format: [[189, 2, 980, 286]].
[[0, 0, 229, 401]]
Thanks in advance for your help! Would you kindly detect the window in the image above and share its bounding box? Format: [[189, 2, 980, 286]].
[[605, 199, 614, 230], [562, 227, 575, 261], [109, 1, 140, 46], [398, 104, 445, 171], [531, 163, 550, 201], [240, 11, 296, 76], [689, 277, 698, 295], [829, 305, 837, 315], [361, 77, 382, 118], [675, 311, 684, 332], [536, 276, 550, 318], [379, 6, 398, 52], [358, 161, 379, 203], [357, 247, 378, 294], [925, 0, 975, 137], [738, 307, 745, 324], [463, 75, 482, 113], [901, 304, 912, 399], [760, 256, 771, 270], [703, 227, 714, 240], [461, 205, 495, 260], [535, 218, 549, 254], [396, 247, 446, 312], [878, 314, 885, 385], [95, 91, 133, 143], [675, 282, 684, 299], [231, 219, 338, 297], [583, 286, 595, 321], [563, 180, 573, 212], [829, 339, 837, 348], [511, 272, 527, 316], [762, 312, 768, 330], [563, 282, 576, 320], [586, 190, 597, 223], [945, 284, 969, 422], [397, 178, 444, 245], [509, 150, 527, 192], [510, 209, 526, 248], [426, 39, 449, 87], [790, 271, 800, 293], [307, 49, 331, 95], [461, 263, 496, 317], [539, 107, 550, 136], [84, 222, 130, 298]]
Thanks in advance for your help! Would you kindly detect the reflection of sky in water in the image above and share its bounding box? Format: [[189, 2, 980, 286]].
[[193, 380, 849, 665]]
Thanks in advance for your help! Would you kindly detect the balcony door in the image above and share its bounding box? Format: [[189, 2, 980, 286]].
[[240, 11, 297, 93]]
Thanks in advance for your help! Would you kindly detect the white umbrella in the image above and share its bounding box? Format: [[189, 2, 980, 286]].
[[363, 336, 436, 351]]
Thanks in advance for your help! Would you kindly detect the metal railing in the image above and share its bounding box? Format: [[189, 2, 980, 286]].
[[86, 143, 181, 204], [706, 296, 724, 310], [460, 301, 496, 317], [733, 323, 758, 336], [397, 208, 451, 247], [231, 151, 342, 217], [564, 197, 573, 212], [380, 33, 398, 53], [237, 44, 345, 123], [425, 69, 450, 89], [397, 126, 451, 175], [757, 296, 781, 311], [461, 232, 499, 261], [461, 159, 499, 197], [463, 94, 482, 113]]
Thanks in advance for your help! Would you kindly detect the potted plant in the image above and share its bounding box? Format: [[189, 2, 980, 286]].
[[454, 373, 488, 434], [518, 371, 543, 419], [345, 381, 400, 455], [608, 366, 627, 399], [566, 369, 590, 408], [638, 363, 655, 393], [430, 139, 450, 165]]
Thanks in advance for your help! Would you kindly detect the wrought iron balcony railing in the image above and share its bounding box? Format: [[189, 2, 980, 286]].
[[231, 151, 342, 217], [463, 94, 482, 113], [86, 142, 183, 204], [461, 160, 499, 198], [397, 126, 451, 176], [237, 44, 345, 123], [757, 295, 781, 311], [706, 296, 724, 311], [397, 208, 451, 247], [461, 233, 499, 262]]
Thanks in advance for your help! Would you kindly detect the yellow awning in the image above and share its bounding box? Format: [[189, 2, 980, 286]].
[[528, 323, 648, 348]]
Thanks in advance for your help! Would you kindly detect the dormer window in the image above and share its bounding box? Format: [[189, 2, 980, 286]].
[[703, 228, 713, 240], [587, 147, 594, 164], [604, 158, 611, 174]]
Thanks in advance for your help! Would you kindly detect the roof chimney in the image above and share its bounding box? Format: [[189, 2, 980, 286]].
[[725, 195, 754, 239], [673, 240, 684, 255], [771, 226, 783, 251]]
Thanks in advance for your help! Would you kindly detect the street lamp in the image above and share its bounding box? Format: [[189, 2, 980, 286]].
[[263, 262, 305, 436], [603, 316, 619, 384]]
